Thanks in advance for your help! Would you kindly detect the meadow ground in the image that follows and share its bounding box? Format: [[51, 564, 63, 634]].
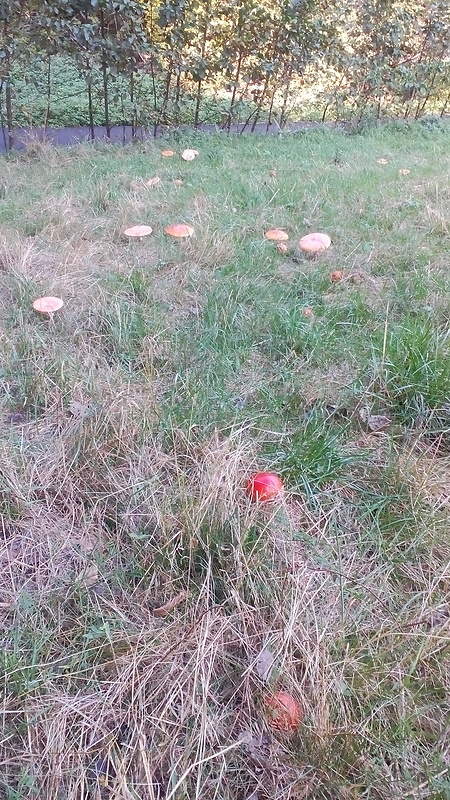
[[1, 120, 450, 800]]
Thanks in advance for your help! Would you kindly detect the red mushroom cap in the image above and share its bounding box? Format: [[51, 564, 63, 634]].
[[164, 223, 194, 238], [246, 472, 284, 502], [264, 691, 303, 731]]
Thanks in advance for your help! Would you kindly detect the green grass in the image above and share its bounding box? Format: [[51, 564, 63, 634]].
[[1, 122, 450, 799]]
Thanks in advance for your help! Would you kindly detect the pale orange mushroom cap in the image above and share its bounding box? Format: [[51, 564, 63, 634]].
[[32, 296, 64, 314], [161, 149, 175, 157], [265, 228, 289, 241], [164, 223, 194, 238], [124, 225, 153, 238], [298, 232, 331, 254]]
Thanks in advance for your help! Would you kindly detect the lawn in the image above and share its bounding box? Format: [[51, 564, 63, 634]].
[[1, 121, 450, 800]]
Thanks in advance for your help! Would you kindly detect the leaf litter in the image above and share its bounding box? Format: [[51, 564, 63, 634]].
[[253, 646, 276, 682]]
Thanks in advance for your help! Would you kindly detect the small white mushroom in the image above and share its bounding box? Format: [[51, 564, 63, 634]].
[[124, 225, 153, 239], [181, 149, 199, 161]]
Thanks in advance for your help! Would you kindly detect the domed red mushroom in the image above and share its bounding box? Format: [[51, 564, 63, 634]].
[[264, 691, 303, 732]]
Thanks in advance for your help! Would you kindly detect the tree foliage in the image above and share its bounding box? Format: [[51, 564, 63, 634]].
[[1, 0, 449, 143]]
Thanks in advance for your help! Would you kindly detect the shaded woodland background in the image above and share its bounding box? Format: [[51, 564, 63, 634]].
[[1, 0, 449, 147]]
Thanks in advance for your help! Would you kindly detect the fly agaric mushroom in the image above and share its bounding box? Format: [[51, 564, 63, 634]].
[[124, 225, 153, 239], [264, 229, 289, 241], [264, 691, 303, 732], [32, 296, 64, 318], [161, 149, 175, 157], [298, 232, 331, 255], [164, 223, 194, 238], [246, 472, 284, 502], [181, 149, 199, 161]]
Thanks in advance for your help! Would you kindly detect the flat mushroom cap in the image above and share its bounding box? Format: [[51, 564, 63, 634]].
[[181, 149, 199, 161], [33, 296, 64, 314], [164, 223, 194, 238], [298, 232, 331, 253], [161, 149, 175, 157], [124, 224, 153, 238], [264, 228, 289, 241]]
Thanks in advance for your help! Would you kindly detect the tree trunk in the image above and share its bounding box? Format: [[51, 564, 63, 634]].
[[265, 90, 275, 132], [0, 81, 8, 151], [321, 73, 344, 124], [194, 1, 209, 128], [86, 66, 95, 140], [100, 9, 110, 137], [102, 60, 110, 136], [279, 67, 293, 129], [43, 53, 51, 131], [227, 51, 242, 131], [150, 56, 159, 136], [160, 59, 173, 127], [130, 70, 136, 139], [2, 19, 13, 151], [194, 79, 202, 128], [174, 69, 181, 125], [5, 77, 13, 151], [440, 91, 450, 117], [251, 75, 270, 133]]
